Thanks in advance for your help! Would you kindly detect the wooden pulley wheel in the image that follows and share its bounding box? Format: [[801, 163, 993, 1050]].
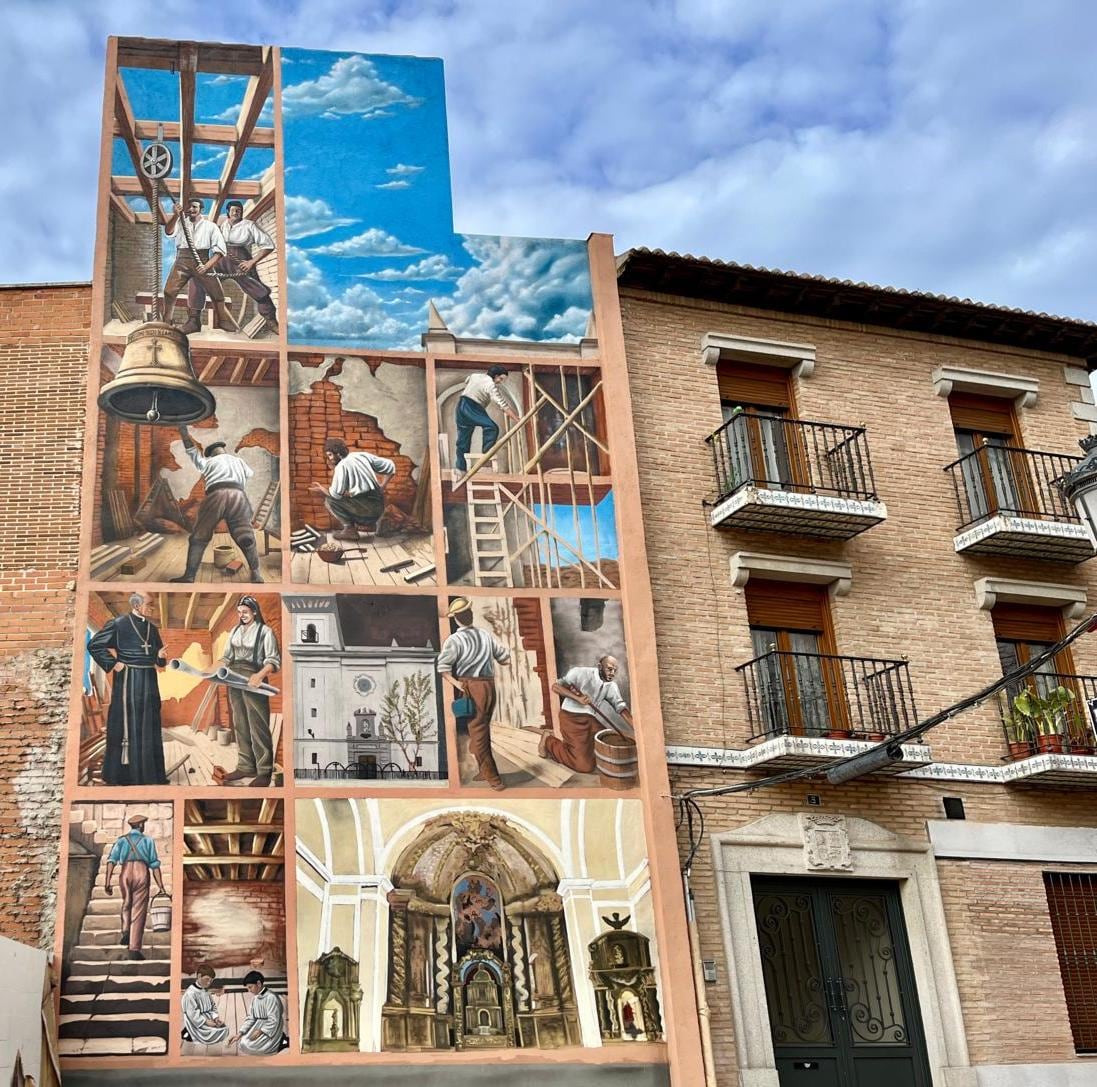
[[140, 142, 173, 180]]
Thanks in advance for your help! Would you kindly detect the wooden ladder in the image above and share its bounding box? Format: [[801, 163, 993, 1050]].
[[467, 480, 513, 587], [252, 480, 281, 555]]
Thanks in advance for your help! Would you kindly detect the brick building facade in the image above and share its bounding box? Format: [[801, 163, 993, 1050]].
[[0, 283, 90, 949], [618, 249, 1097, 1086]]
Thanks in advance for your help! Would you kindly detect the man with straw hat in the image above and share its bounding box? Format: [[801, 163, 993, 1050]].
[[103, 813, 165, 961], [437, 597, 511, 790]]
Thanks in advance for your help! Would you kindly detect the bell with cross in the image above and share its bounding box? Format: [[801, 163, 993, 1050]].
[[98, 320, 216, 425]]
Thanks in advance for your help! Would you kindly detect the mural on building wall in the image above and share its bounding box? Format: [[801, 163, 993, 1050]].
[[281, 49, 593, 350], [287, 593, 447, 784], [180, 798, 288, 1057], [80, 591, 284, 788], [288, 352, 434, 585], [437, 362, 617, 590], [60, 801, 174, 1056], [92, 344, 281, 583], [61, 33, 683, 1078], [295, 798, 662, 1053], [104, 44, 279, 343]]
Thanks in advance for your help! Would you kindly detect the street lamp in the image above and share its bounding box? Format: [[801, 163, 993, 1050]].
[[1057, 435, 1097, 548]]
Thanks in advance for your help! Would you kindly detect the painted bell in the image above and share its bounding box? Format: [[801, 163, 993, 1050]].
[[98, 321, 216, 425]]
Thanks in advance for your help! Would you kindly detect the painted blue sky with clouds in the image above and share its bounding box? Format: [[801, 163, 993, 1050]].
[[282, 48, 591, 349], [5, 1, 1097, 332]]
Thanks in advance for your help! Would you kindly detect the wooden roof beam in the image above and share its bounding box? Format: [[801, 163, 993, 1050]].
[[113, 74, 158, 215], [212, 47, 273, 221], [177, 44, 198, 203], [183, 854, 282, 865], [183, 591, 198, 630], [112, 176, 260, 199], [116, 38, 265, 76], [131, 120, 274, 147], [109, 191, 136, 225]]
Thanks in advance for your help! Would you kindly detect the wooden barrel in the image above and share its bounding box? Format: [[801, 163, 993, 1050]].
[[594, 729, 638, 790]]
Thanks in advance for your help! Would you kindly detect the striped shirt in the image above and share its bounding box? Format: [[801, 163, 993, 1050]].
[[559, 666, 627, 718], [330, 451, 396, 497], [436, 626, 510, 678], [107, 831, 161, 868], [462, 373, 513, 414], [186, 445, 253, 488], [220, 217, 274, 250]]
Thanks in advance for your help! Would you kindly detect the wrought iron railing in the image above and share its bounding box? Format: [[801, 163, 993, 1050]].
[[706, 412, 878, 505], [944, 444, 1081, 532], [737, 650, 917, 742], [996, 671, 1097, 758], [295, 764, 448, 781]]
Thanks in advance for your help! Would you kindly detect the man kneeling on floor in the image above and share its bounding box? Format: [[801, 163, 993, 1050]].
[[182, 964, 229, 1046], [230, 971, 288, 1056], [309, 438, 396, 543], [542, 654, 633, 774]]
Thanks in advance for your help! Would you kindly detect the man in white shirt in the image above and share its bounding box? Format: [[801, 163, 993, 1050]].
[[437, 597, 511, 790], [215, 200, 278, 333], [230, 971, 287, 1056], [309, 438, 396, 542], [171, 424, 263, 582], [181, 964, 229, 1047], [544, 655, 633, 774], [161, 197, 233, 335], [220, 596, 280, 787], [455, 365, 520, 472]]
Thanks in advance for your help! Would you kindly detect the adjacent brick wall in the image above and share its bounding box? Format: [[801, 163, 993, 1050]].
[[0, 283, 90, 948], [622, 288, 1097, 1078]]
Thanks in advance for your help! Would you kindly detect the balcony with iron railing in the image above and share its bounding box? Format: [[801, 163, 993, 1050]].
[[733, 650, 931, 772], [706, 412, 887, 538], [996, 673, 1097, 785], [945, 444, 1094, 562]]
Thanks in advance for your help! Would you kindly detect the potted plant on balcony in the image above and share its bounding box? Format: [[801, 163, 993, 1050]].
[[1002, 703, 1035, 760], [1010, 686, 1073, 755]]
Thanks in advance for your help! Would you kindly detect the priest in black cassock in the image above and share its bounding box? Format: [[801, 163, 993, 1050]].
[[87, 592, 169, 785]]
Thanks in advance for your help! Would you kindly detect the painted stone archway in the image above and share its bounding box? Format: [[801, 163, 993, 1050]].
[[381, 811, 581, 1051]]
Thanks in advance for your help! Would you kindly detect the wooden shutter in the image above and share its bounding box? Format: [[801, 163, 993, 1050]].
[[1044, 872, 1097, 1053], [990, 604, 1065, 643], [947, 392, 1017, 439], [745, 581, 830, 634], [717, 361, 793, 410]]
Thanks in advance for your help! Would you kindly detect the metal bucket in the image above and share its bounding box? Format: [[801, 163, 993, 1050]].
[[150, 894, 172, 932], [594, 729, 638, 791]]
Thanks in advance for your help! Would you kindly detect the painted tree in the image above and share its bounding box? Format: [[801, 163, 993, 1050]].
[[378, 671, 436, 771]]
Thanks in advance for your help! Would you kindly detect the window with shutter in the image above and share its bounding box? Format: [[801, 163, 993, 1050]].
[[948, 392, 1032, 520], [1044, 872, 1097, 1053]]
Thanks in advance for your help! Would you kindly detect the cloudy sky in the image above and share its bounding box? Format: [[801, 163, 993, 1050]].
[[3, 0, 1097, 323]]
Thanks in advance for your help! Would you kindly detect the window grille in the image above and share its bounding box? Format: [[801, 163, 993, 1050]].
[[1044, 872, 1097, 1053]]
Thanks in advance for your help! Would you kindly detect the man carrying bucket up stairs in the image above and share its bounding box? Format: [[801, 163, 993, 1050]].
[[543, 655, 634, 775]]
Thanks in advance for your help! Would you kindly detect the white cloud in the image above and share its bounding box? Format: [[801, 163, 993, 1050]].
[[284, 195, 358, 240], [387, 163, 424, 176], [376, 179, 410, 190], [285, 245, 330, 309], [282, 54, 422, 119], [310, 228, 424, 257], [290, 279, 415, 345], [360, 253, 463, 281], [437, 236, 591, 341], [191, 148, 227, 170]]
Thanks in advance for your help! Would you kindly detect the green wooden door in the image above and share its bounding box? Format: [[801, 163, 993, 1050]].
[[752, 877, 932, 1087]]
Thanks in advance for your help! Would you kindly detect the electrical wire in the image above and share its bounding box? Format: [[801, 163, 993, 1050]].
[[673, 609, 1097, 865]]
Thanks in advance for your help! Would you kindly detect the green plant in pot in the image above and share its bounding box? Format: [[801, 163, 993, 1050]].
[[1009, 686, 1074, 756], [1002, 703, 1035, 759]]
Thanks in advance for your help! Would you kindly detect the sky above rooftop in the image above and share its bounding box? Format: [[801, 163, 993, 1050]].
[[3, 0, 1096, 323]]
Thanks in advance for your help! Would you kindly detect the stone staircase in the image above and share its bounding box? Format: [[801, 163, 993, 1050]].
[[58, 859, 172, 1056]]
